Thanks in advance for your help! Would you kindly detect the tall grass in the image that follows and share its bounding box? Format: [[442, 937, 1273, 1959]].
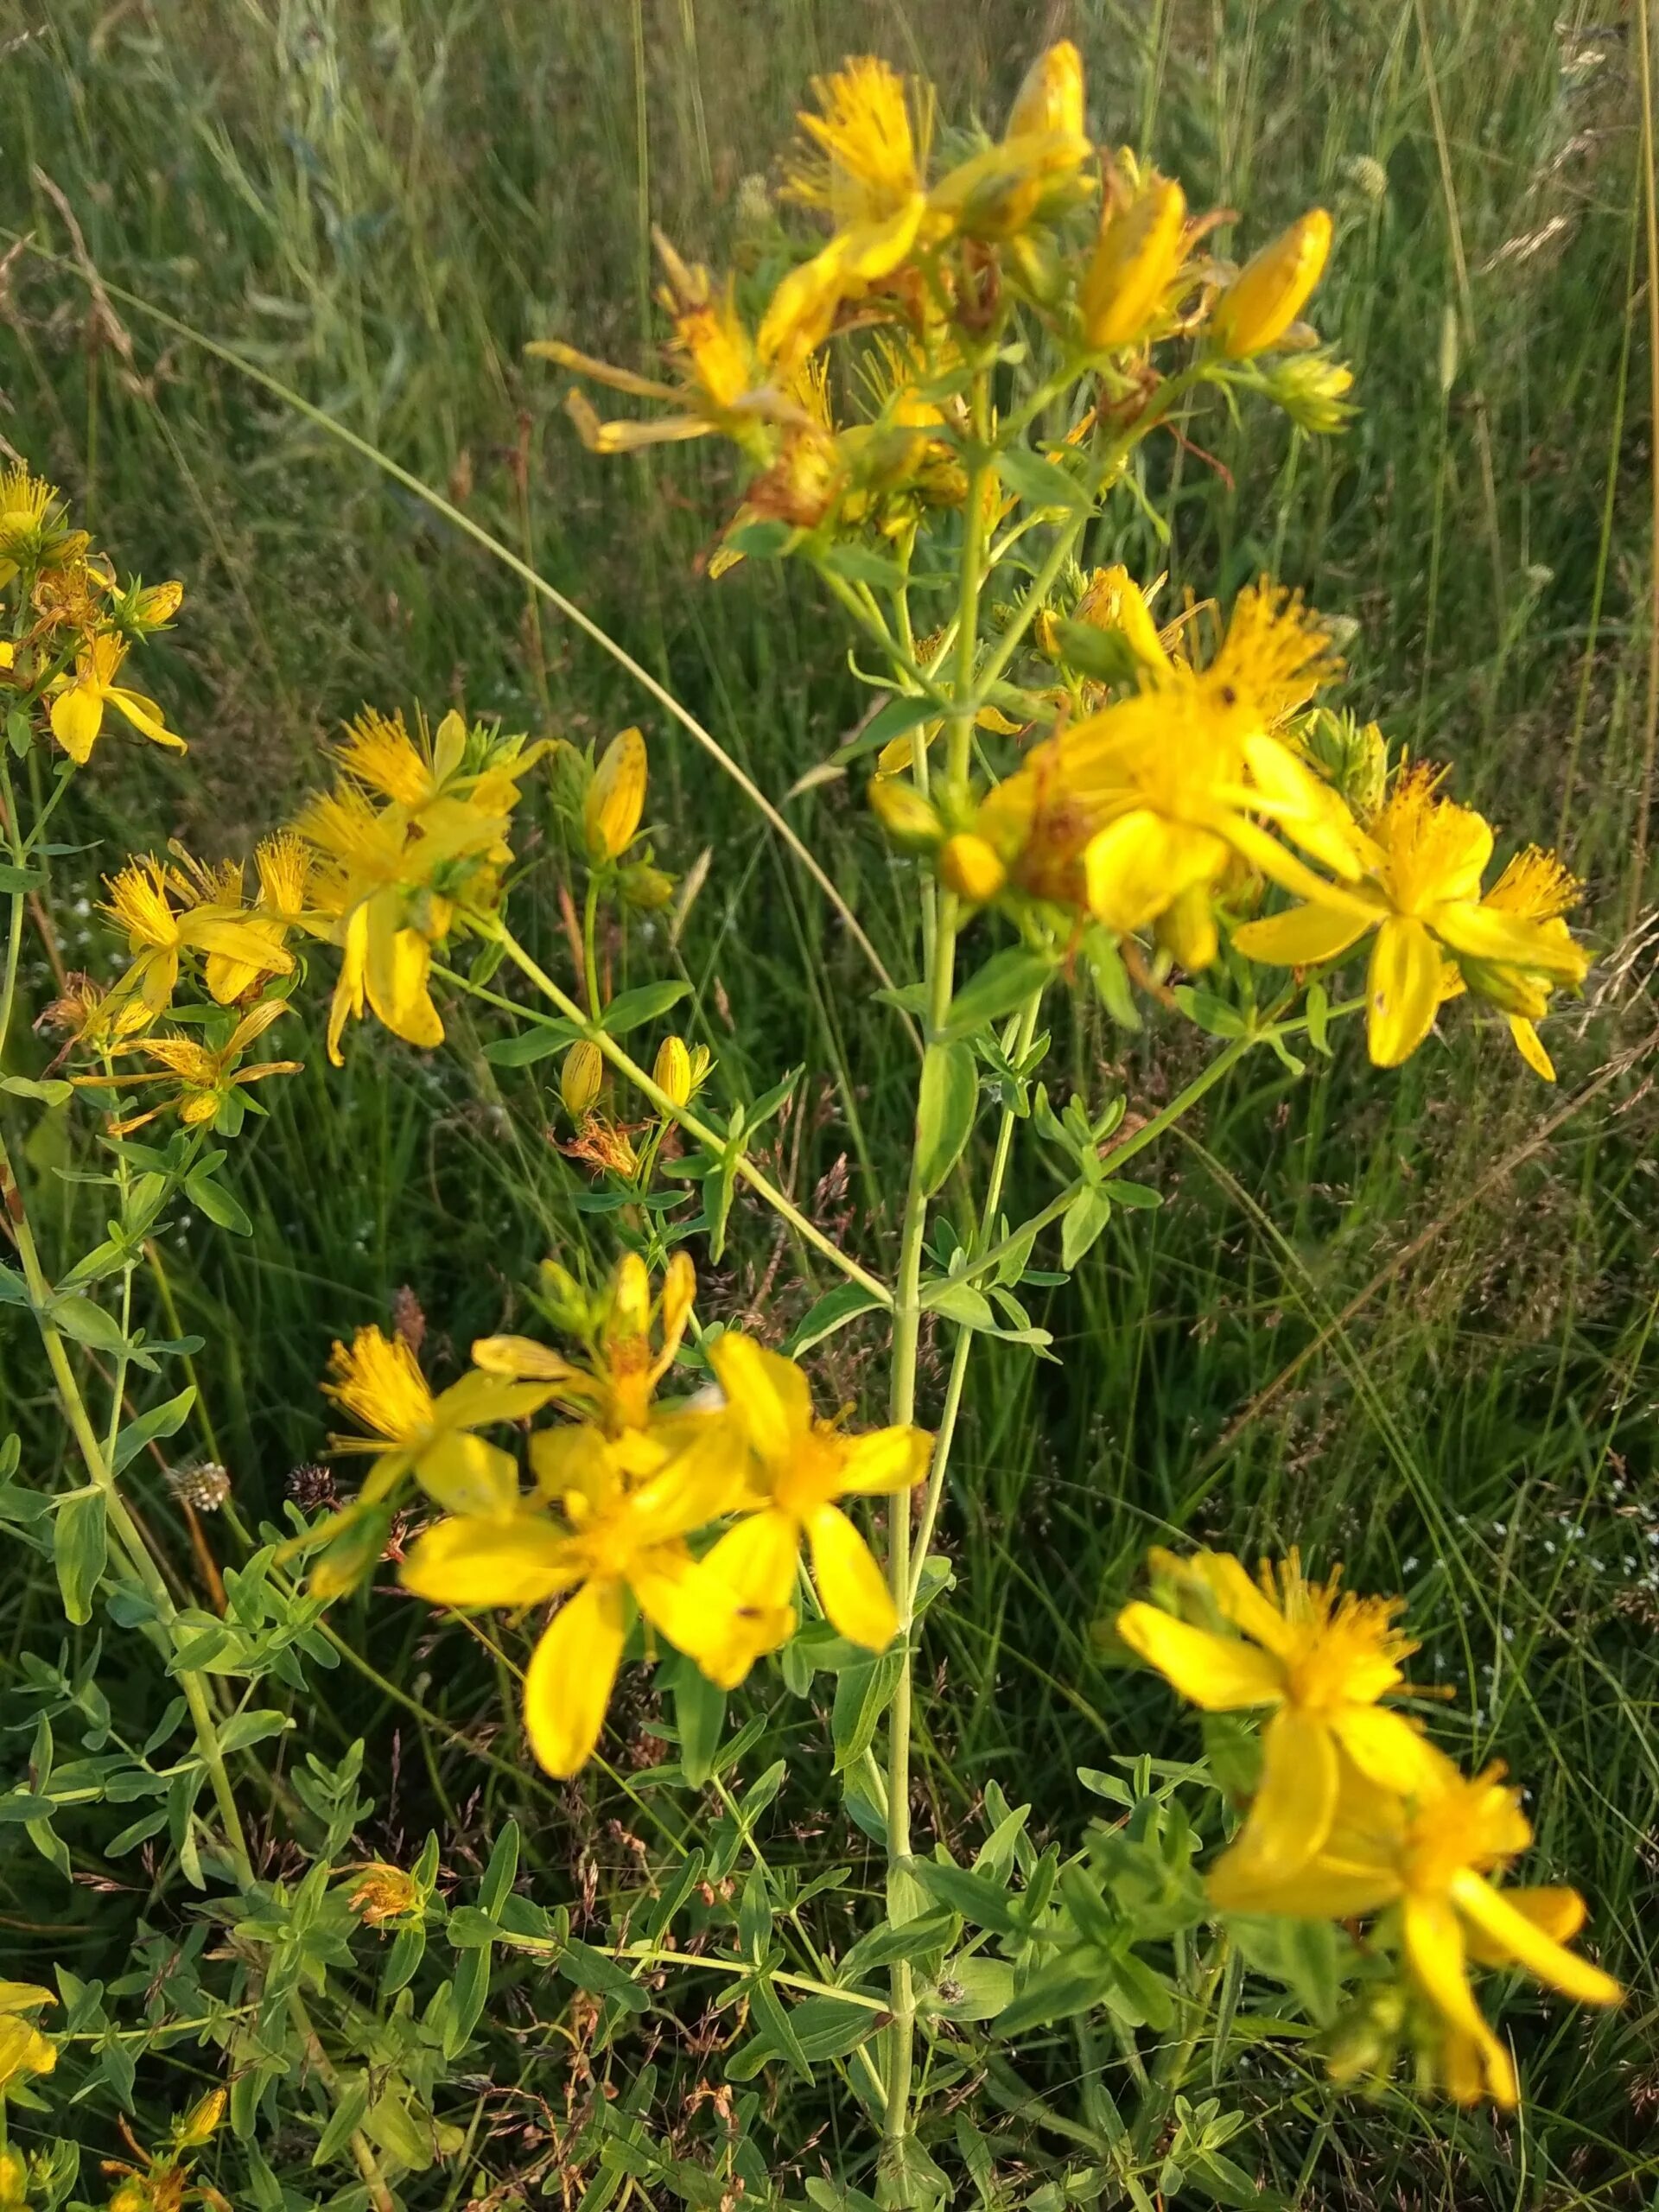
[[2, 0, 1656, 2200]]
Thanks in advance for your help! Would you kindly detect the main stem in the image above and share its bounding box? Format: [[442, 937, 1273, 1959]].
[[881, 383, 993, 2153]]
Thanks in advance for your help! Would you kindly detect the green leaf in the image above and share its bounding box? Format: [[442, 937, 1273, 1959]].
[[840, 1910, 956, 1979], [994, 1948, 1123, 2035], [728, 1988, 875, 2082], [911, 1859, 1023, 1937], [47, 1294, 131, 1356], [722, 517, 798, 563], [0, 1073, 71, 1106], [877, 2130, 950, 2212], [917, 1278, 996, 1331], [53, 1491, 106, 1625], [1173, 985, 1249, 1038], [601, 980, 691, 1036], [672, 1656, 727, 1789], [0, 1262, 30, 1306], [1305, 981, 1332, 1056], [915, 1041, 976, 1197], [832, 692, 937, 768], [995, 445, 1088, 515], [937, 1955, 1018, 2022], [1061, 1185, 1112, 1270], [479, 1820, 521, 1915], [482, 1019, 578, 1065], [312, 2071, 372, 2168], [787, 1281, 885, 1356], [943, 947, 1054, 1039], [1104, 1178, 1161, 1209], [556, 1936, 650, 2012], [216, 1707, 292, 1756], [0, 863, 44, 894], [831, 1647, 903, 1775], [446, 1905, 502, 1949], [818, 540, 908, 591], [112, 1385, 197, 1476], [185, 1166, 252, 1236]]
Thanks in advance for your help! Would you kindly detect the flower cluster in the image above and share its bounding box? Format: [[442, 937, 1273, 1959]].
[[309, 1253, 931, 1777], [874, 574, 1590, 1077], [532, 46, 1343, 551], [0, 461, 187, 766], [1119, 1552, 1622, 2104]]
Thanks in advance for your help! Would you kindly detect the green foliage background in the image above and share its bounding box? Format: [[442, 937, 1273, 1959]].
[[1, 1, 1656, 2203]]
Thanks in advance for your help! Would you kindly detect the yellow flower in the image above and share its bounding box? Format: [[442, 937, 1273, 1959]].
[[1208, 1746, 1621, 2107], [536, 238, 807, 456], [989, 587, 1368, 961], [0, 1980, 56, 2094], [73, 999, 302, 1136], [0, 463, 60, 584], [1212, 208, 1333, 359], [1231, 766, 1589, 1068], [102, 858, 293, 1014], [1080, 163, 1189, 350], [401, 1422, 739, 1777], [294, 776, 507, 1065], [584, 726, 648, 861], [693, 1332, 931, 1672], [474, 1249, 697, 1439], [343, 1861, 423, 1926], [323, 1325, 556, 1515], [939, 830, 1009, 906], [48, 632, 186, 764], [1461, 843, 1584, 1082], [1118, 1550, 1433, 1885], [758, 59, 931, 366]]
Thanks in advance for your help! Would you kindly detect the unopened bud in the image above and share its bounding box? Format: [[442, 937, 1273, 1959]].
[[1211, 208, 1332, 359], [1081, 172, 1188, 350], [939, 833, 1007, 906], [0, 2146, 26, 2209], [176, 2088, 227, 2147], [618, 860, 675, 911], [867, 773, 942, 850], [1006, 41, 1084, 141], [607, 1252, 652, 1342], [1263, 353, 1357, 434], [584, 726, 647, 861], [309, 1503, 394, 1601], [652, 1033, 692, 1108], [560, 1039, 603, 1117]]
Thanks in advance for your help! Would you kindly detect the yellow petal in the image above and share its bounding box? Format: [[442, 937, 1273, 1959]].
[[400, 1514, 578, 1606], [1366, 914, 1443, 1067], [49, 683, 103, 763], [108, 684, 186, 750], [1231, 900, 1372, 969], [709, 1331, 812, 1464], [1449, 1870, 1622, 2006], [629, 1541, 716, 1654], [1116, 1602, 1285, 1710], [699, 1509, 802, 1613], [1187, 1554, 1296, 1657], [524, 1581, 627, 1777], [412, 1431, 522, 1517], [806, 1503, 897, 1649], [470, 1335, 581, 1384], [1402, 1894, 1517, 2106], [1084, 812, 1229, 933], [1214, 1707, 1338, 1885], [432, 1370, 558, 1429], [1506, 1014, 1555, 1082], [1331, 1704, 1433, 1796], [1206, 1844, 1398, 1920], [1463, 1884, 1585, 1967], [837, 1425, 932, 1497], [1433, 898, 1589, 981]]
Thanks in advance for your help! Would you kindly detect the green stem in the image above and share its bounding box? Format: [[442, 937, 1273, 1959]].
[[581, 874, 603, 1020], [474, 936, 893, 1306]]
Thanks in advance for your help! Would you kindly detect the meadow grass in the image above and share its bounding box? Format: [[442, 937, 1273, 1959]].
[[2, 1, 1657, 2202]]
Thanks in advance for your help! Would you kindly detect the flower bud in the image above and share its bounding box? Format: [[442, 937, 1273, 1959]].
[[618, 860, 675, 911], [309, 1502, 394, 1601], [1081, 172, 1187, 349], [867, 773, 942, 850], [652, 1033, 692, 1109], [607, 1252, 652, 1343], [1262, 353, 1356, 434], [0, 2146, 27, 2209], [939, 832, 1007, 906], [1006, 41, 1084, 142], [560, 1039, 603, 1117], [175, 2088, 227, 2147], [584, 726, 647, 860], [1211, 208, 1332, 359]]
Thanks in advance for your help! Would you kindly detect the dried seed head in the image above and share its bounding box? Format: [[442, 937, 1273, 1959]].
[[165, 1460, 232, 1513]]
